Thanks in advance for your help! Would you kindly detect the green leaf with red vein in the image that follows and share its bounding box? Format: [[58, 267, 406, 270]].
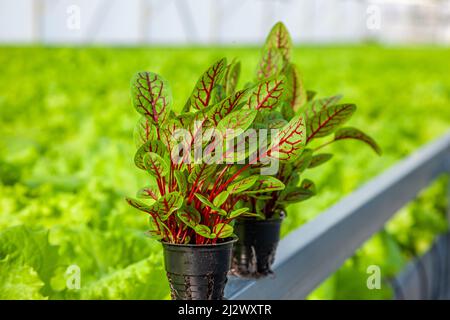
[[213, 223, 234, 239], [264, 21, 293, 63], [151, 192, 183, 221], [224, 60, 241, 96], [174, 170, 187, 194], [279, 179, 316, 203], [306, 104, 356, 144], [300, 179, 316, 192], [131, 72, 172, 124], [176, 206, 201, 229], [247, 76, 286, 110], [259, 108, 289, 129], [217, 109, 257, 140], [134, 116, 158, 148], [222, 129, 259, 163], [181, 109, 214, 153], [194, 193, 226, 215], [194, 225, 216, 239], [305, 94, 343, 119], [228, 208, 250, 219], [126, 197, 152, 214], [227, 176, 258, 194], [134, 140, 167, 170], [215, 60, 242, 102], [283, 63, 306, 112], [188, 163, 217, 184], [160, 115, 194, 164], [136, 185, 160, 200], [306, 90, 317, 102], [292, 149, 313, 173], [268, 114, 306, 162], [309, 153, 333, 169], [334, 127, 382, 155], [143, 152, 170, 178], [269, 118, 288, 130], [256, 48, 283, 81], [279, 187, 314, 203], [144, 230, 164, 241], [208, 89, 250, 125], [244, 176, 285, 194], [213, 191, 229, 207], [189, 58, 227, 111]]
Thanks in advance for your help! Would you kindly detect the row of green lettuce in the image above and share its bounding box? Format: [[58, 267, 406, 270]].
[[0, 46, 449, 299]]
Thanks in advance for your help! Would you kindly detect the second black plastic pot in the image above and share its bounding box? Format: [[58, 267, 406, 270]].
[[231, 217, 283, 278], [162, 238, 237, 300]]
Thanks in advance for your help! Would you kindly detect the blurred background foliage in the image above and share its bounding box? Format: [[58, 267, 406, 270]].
[[0, 45, 449, 299]]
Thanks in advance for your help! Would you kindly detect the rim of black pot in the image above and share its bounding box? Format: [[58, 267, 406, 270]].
[[238, 215, 285, 223], [161, 237, 238, 248]]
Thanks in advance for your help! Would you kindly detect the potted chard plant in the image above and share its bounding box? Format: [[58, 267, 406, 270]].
[[126, 56, 306, 299], [230, 22, 382, 278]]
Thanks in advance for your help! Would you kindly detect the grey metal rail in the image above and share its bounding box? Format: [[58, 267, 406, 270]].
[[226, 132, 450, 300]]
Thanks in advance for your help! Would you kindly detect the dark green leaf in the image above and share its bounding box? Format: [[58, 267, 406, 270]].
[[334, 127, 382, 155], [292, 149, 313, 173], [308, 153, 333, 168], [244, 176, 285, 194], [283, 63, 306, 112]]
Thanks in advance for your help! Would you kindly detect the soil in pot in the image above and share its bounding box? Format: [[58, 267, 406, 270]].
[[231, 217, 283, 278], [162, 238, 237, 300]]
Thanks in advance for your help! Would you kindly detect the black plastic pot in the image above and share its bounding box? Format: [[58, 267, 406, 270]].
[[162, 238, 237, 300], [231, 217, 283, 278]]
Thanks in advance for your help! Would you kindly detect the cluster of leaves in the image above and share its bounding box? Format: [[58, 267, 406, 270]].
[[238, 22, 382, 219], [127, 22, 384, 241], [126, 56, 308, 244]]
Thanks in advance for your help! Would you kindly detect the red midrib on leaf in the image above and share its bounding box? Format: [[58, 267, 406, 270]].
[[290, 68, 298, 108], [254, 79, 283, 110], [144, 120, 151, 140], [276, 28, 284, 54], [145, 73, 159, 122], [194, 61, 223, 109], [145, 188, 158, 200], [212, 91, 245, 125], [266, 118, 304, 159], [136, 73, 167, 123], [306, 106, 350, 144], [147, 156, 163, 182]]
